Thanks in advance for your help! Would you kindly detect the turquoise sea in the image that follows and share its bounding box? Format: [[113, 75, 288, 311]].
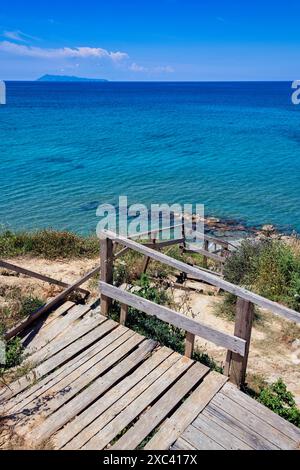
[[0, 81, 300, 234]]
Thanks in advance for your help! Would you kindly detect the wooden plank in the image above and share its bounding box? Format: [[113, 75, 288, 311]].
[[193, 414, 251, 449], [63, 351, 181, 450], [180, 425, 224, 450], [102, 230, 300, 323], [221, 382, 300, 444], [129, 223, 183, 241], [0, 261, 90, 296], [53, 346, 173, 449], [143, 238, 185, 249], [1, 319, 116, 405], [2, 321, 118, 415], [228, 299, 254, 387], [212, 392, 297, 449], [111, 362, 208, 450], [25, 311, 103, 365], [203, 404, 278, 450], [25, 304, 92, 355], [82, 356, 194, 450], [100, 237, 113, 316], [5, 265, 100, 340], [144, 371, 227, 450], [171, 437, 197, 451], [184, 332, 195, 358], [27, 339, 156, 445], [184, 247, 225, 264], [100, 281, 246, 355], [20, 301, 75, 347], [15, 329, 140, 435], [119, 304, 128, 326]]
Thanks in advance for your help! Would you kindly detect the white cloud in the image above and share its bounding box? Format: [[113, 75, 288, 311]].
[[129, 62, 174, 74], [3, 30, 39, 43], [129, 62, 147, 72], [0, 41, 128, 62]]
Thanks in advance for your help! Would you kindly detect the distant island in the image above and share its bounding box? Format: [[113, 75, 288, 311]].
[[37, 74, 109, 82]]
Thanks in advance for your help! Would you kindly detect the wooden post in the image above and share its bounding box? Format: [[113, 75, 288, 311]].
[[141, 238, 156, 275], [184, 332, 195, 358], [120, 303, 128, 325], [227, 298, 254, 388], [100, 236, 113, 316], [203, 239, 209, 269]]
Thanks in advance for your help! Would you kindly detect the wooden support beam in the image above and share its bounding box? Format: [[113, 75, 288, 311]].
[[100, 237, 113, 316], [184, 332, 195, 358], [203, 239, 209, 269], [0, 260, 90, 296], [5, 265, 100, 341], [120, 303, 128, 326], [227, 299, 254, 388]]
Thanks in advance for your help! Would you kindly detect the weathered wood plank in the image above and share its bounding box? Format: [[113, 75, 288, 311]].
[[144, 371, 227, 450], [103, 230, 300, 323], [228, 299, 254, 387], [119, 304, 128, 326], [27, 339, 156, 445], [180, 425, 224, 450], [26, 311, 103, 365], [82, 356, 194, 450], [14, 329, 140, 434], [25, 304, 92, 355], [54, 346, 173, 449], [100, 281, 246, 355], [2, 325, 130, 417], [212, 392, 297, 449], [111, 362, 208, 450], [63, 351, 181, 450], [100, 237, 113, 316], [171, 437, 197, 451], [221, 382, 300, 444], [193, 414, 251, 449], [203, 404, 278, 450], [184, 332, 195, 358], [1, 319, 116, 405]]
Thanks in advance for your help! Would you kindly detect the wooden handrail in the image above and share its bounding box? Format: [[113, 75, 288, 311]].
[[99, 281, 246, 356], [0, 260, 90, 296], [101, 230, 300, 324], [5, 265, 100, 341]]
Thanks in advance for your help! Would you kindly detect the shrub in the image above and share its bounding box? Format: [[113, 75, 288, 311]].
[[258, 378, 300, 427], [0, 229, 99, 259], [223, 239, 300, 311], [0, 337, 24, 371]]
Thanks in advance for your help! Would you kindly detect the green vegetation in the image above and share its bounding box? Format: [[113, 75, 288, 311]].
[[0, 290, 45, 334], [0, 229, 99, 259], [217, 238, 300, 320], [223, 238, 300, 311], [258, 379, 300, 427], [1, 336, 24, 371], [110, 274, 222, 373]]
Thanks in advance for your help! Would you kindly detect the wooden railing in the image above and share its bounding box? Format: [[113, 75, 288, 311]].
[[99, 229, 300, 389]]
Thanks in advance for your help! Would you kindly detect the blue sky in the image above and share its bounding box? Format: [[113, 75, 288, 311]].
[[0, 0, 299, 80]]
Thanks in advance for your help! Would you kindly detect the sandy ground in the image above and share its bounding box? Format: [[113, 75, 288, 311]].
[[173, 283, 300, 406], [1, 256, 300, 406]]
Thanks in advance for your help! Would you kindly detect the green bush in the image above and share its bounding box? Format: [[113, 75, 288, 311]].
[[0, 229, 99, 259], [20, 296, 44, 317], [0, 337, 24, 371], [258, 379, 300, 427], [223, 239, 300, 311]]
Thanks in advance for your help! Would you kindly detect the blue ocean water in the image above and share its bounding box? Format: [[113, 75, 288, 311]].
[[0, 81, 300, 234]]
